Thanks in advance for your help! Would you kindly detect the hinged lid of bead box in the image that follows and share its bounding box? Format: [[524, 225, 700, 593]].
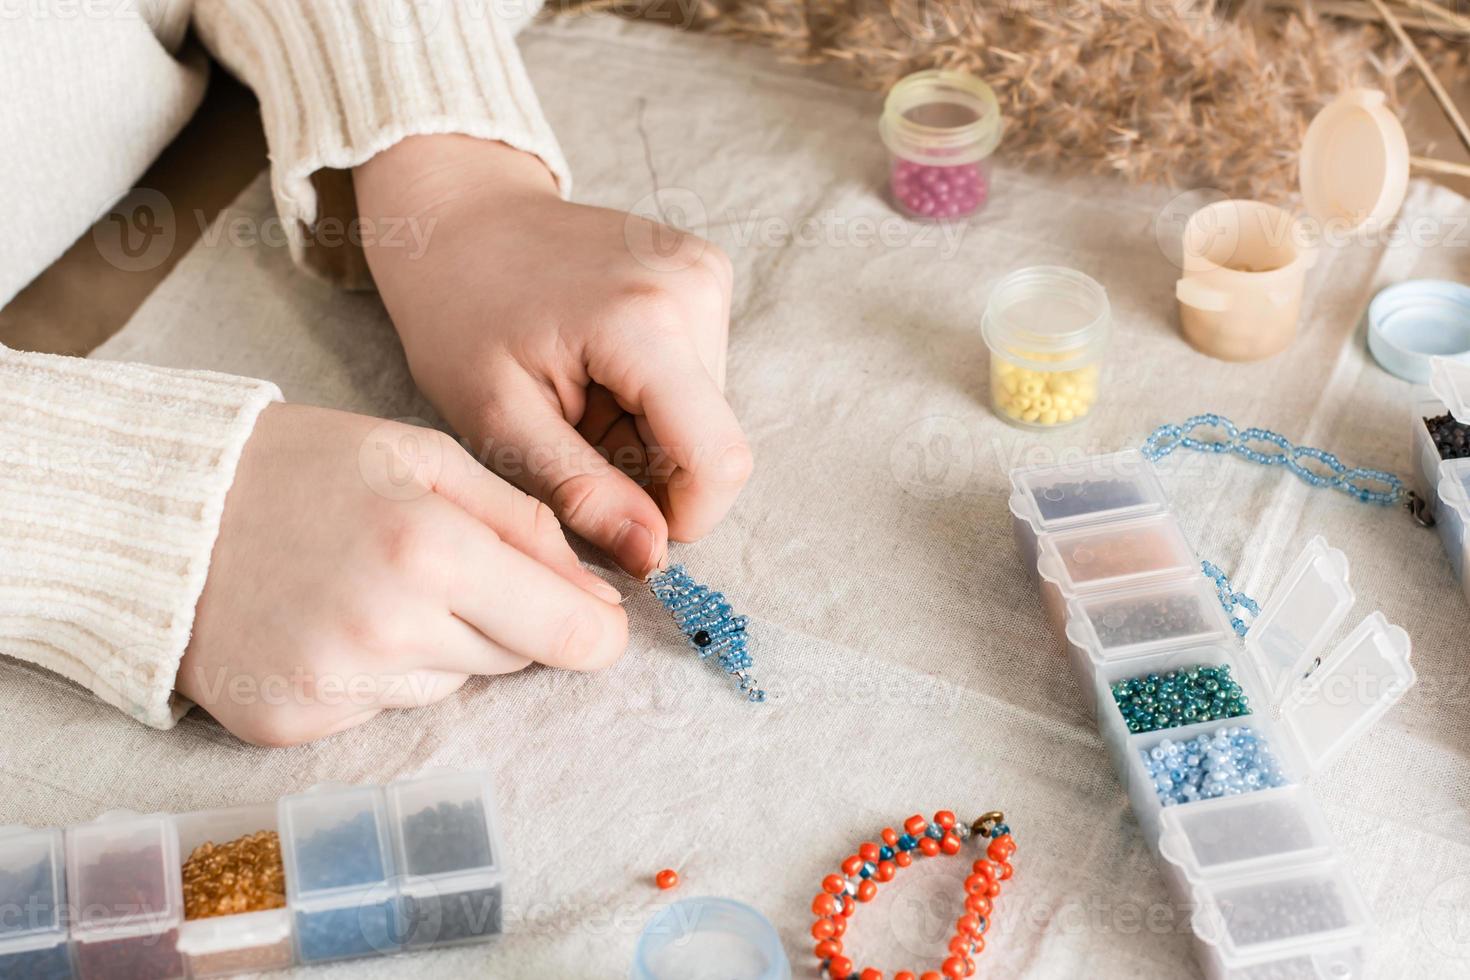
[[0, 827, 68, 956], [1430, 355, 1470, 424], [1035, 513, 1199, 597], [65, 811, 183, 940], [1064, 576, 1235, 663], [1189, 860, 1371, 971], [1242, 537, 1415, 772], [1008, 449, 1167, 532], [1156, 785, 1336, 883]]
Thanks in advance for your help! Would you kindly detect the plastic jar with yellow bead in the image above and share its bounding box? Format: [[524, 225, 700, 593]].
[[982, 266, 1110, 429]]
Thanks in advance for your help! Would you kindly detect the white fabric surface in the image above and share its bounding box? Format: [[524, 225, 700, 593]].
[[3, 14, 1469, 978]]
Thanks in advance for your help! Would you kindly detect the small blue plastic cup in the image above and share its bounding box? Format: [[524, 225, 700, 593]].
[[1368, 279, 1470, 383], [631, 897, 790, 980]]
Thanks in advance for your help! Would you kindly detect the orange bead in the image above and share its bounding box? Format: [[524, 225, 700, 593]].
[[957, 913, 981, 937], [942, 956, 968, 978], [842, 855, 865, 876], [964, 958, 976, 977], [875, 860, 897, 882], [948, 935, 971, 957], [972, 859, 995, 878], [841, 894, 856, 917], [940, 832, 961, 855], [813, 893, 838, 917], [882, 827, 899, 847], [860, 970, 884, 980], [895, 851, 913, 868], [859, 842, 881, 863], [964, 874, 985, 895], [970, 935, 985, 955], [823, 874, 847, 895], [815, 939, 842, 960], [833, 915, 849, 938], [857, 879, 878, 902], [655, 869, 679, 890], [812, 918, 836, 940], [919, 837, 940, 857], [987, 837, 1015, 862], [964, 895, 992, 916], [829, 955, 854, 979], [986, 880, 1001, 898], [921, 973, 942, 980], [934, 810, 957, 829], [904, 815, 927, 836], [996, 860, 1013, 881]]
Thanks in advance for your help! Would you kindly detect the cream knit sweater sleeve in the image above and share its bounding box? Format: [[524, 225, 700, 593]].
[[0, 0, 566, 728]]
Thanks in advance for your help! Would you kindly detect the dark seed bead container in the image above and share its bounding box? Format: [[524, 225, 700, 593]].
[[0, 828, 72, 980], [386, 771, 506, 951], [1011, 452, 1417, 979], [1007, 448, 1167, 576]]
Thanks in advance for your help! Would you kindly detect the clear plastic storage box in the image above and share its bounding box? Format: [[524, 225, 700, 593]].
[[10, 768, 507, 980], [65, 813, 184, 980], [279, 784, 402, 964], [1034, 512, 1199, 638], [1010, 454, 1416, 980], [0, 827, 72, 980], [387, 770, 506, 951], [1008, 448, 1168, 573], [173, 805, 292, 977]]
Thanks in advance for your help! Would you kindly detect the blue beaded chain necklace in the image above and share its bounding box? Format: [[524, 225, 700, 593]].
[[648, 565, 767, 702]]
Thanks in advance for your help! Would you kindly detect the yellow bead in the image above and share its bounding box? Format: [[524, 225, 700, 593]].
[[1020, 380, 1043, 398], [1058, 408, 1075, 422], [1040, 410, 1059, 425], [1034, 394, 1053, 412], [1022, 409, 1041, 422]]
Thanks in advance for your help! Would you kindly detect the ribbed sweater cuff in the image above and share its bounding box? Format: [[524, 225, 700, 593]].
[[0, 346, 281, 729], [194, 0, 571, 282]]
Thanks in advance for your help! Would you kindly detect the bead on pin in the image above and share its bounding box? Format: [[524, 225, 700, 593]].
[[647, 565, 767, 702]]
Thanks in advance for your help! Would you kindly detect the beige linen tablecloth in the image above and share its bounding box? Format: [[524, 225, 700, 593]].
[[3, 14, 1469, 979]]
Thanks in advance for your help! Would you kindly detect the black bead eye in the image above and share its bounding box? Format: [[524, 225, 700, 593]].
[[693, 630, 712, 647]]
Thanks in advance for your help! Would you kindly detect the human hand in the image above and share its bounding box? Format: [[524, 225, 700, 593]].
[[355, 135, 753, 578], [179, 403, 627, 746]]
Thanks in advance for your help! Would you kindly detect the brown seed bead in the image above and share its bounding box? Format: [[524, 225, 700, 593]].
[[181, 830, 287, 921]]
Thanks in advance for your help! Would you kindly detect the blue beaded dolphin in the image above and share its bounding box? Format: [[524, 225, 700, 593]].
[[647, 565, 767, 702]]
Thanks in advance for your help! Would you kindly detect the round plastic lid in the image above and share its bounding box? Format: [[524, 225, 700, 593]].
[[1299, 89, 1409, 232], [632, 897, 790, 980], [1368, 280, 1470, 382]]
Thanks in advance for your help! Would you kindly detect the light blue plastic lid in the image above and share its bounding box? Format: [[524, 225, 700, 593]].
[[631, 897, 790, 980], [1367, 280, 1470, 382]]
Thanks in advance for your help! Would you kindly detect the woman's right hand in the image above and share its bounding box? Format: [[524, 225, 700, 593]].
[[177, 403, 628, 746]]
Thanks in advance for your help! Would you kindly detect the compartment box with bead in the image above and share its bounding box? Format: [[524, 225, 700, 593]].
[[386, 769, 505, 951], [1156, 786, 1336, 886], [64, 812, 185, 980], [1007, 449, 1168, 575], [1090, 644, 1257, 781], [1063, 576, 1236, 705], [1188, 862, 1370, 980], [0, 827, 73, 980], [172, 804, 292, 977], [1034, 513, 1200, 644], [1414, 356, 1470, 513], [278, 785, 403, 965]]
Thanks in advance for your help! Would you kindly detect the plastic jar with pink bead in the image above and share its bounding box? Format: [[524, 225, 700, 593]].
[[878, 69, 1002, 221]]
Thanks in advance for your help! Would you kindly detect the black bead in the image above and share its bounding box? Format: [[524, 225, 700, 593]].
[[693, 630, 712, 647]]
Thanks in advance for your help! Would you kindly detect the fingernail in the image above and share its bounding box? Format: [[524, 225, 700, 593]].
[[614, 520, 657, 575], [589, 577, 624, 605]]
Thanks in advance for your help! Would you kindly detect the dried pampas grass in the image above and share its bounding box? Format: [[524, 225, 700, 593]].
[[555, 0, 1465, 202]]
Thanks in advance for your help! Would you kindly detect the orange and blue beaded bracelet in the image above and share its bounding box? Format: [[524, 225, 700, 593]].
[[811, 810, 1015, 980]]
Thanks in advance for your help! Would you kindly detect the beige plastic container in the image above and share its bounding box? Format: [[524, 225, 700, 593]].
[[1175, 90, 1409, 361]]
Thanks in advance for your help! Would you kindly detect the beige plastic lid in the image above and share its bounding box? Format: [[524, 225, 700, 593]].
[[1299, 89, 1409, 231]]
